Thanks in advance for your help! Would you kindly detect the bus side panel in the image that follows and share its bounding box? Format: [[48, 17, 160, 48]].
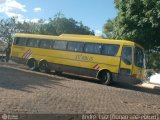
[[11, 45, 121, 80], [11, 45, 28, 64], [49, 62, 98, 78], [79, 53, 120, 73], [49, 51, 120, 79]]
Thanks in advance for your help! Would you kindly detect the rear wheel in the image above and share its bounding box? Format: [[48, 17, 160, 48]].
[[27, 58, 37, 70], [39, 60, 50, 73], [99, 71, 112, 85]]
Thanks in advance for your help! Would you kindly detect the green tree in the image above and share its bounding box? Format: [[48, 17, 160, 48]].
[[39, 20, 57, 35], [114, 0, 160, 51], [0, 13, 94, 45], [16, 20, 44, 34], [0, 17, 17, 44], [50, 13, 94, 35], [103, 19, 114, 38], [103, 0, 160, 69], [17, 12, 94, 36], [147, 51, 160, 69]]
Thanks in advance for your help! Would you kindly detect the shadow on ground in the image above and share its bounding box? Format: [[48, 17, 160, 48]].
[[53, 72, 160, 95], [0, 67, 68, 92], [113, 82, 160, 95], [51, 72, 101, 84], [1, 65, 159, 95]]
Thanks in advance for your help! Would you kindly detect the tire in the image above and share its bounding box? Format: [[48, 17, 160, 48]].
[[99, 71, 112, 85], [39, 60, 50, 73], [27, 59, 37, 70]]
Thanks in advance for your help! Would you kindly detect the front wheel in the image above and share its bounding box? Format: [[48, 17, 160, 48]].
[[99, 71, 112, 85]]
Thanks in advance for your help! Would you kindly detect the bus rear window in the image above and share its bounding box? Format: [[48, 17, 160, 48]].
[[14, 38, 28, 46], [102, 44, 119, 56]]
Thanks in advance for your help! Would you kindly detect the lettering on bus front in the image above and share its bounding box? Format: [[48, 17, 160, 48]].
[[75, 54, 93, 62]]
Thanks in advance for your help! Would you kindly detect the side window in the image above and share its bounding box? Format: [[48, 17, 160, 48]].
[[84, 43, 102, 54], [39, 40, 53, 49], [53, 41, 67, 50], [14, 38, 28, 46], [102, 44, 119, 56], [27, 38, 39, 47], [122, 47, 132, 65], [67, 42, 84, 52], [46, 40, 53, 49]]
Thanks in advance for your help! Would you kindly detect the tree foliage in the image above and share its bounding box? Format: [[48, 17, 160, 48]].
[[103, 0, 160, 69], [0, 13, 94, 46], [0, 17, 17, 44], [147, 51, 160, 69], [17, 13, 94, 36], [103, 19, 114, 38], [48, 13, 94, 35], [104, 0, 160, 51]]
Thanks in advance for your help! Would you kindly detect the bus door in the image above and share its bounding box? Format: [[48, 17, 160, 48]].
[[119, 46, 133, 84], [132, 47, 145, 83]]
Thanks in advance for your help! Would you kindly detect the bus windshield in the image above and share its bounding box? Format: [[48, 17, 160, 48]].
[[134, 47, 145, 68]]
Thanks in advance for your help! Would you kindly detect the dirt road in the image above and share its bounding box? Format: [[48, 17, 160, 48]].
[[0, 63, 160, 115]]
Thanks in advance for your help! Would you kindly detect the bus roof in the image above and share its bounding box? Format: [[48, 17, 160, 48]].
[[60, 34, 103, 39], [15, 33, 144, 49]]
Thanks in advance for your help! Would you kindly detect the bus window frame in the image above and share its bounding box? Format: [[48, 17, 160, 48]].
[[134, 46, 144, 68], [14, 37, 28, 46], [39, 39, 54, 49], [67, 41, 84, 53], [83, 42, 102, 55], [121, 46, 132, 65], [53, 40, 68, 51], [26, 38, 40, 48], [101, 44, 120, 56]]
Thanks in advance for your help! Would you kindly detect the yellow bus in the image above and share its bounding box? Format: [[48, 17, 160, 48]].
[[11, 33, 145, 85]]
